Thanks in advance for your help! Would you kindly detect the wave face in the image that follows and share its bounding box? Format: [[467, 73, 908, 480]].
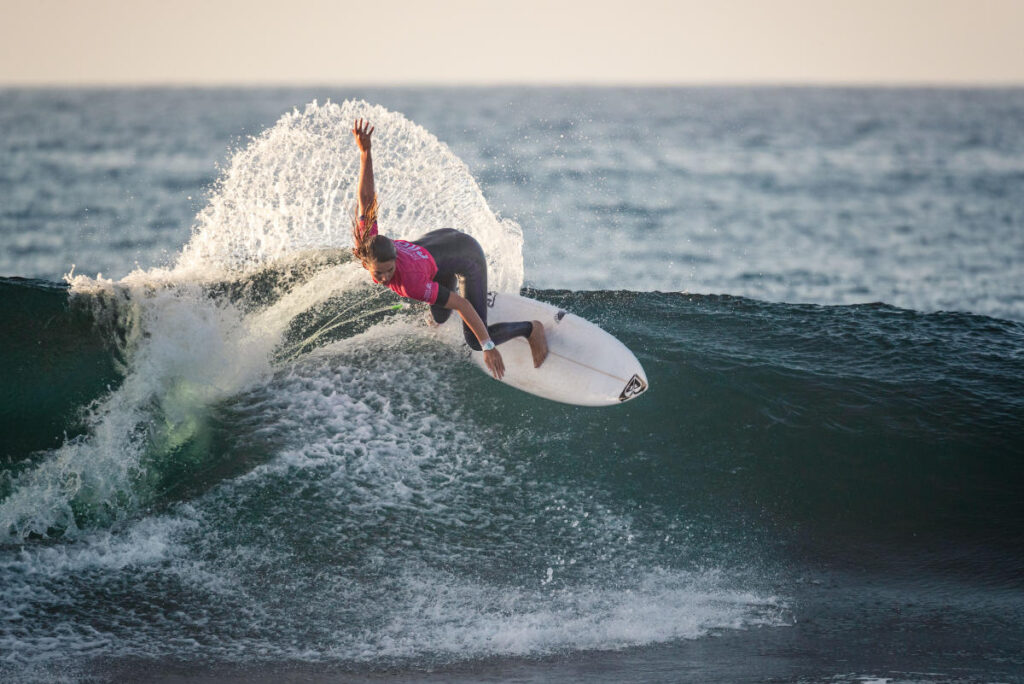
[[0, 278, 124, 458], [1, 97, 1022, 677], [3, 278, 1021, 551]]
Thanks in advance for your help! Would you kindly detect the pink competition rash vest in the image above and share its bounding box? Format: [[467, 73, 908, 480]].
[[359, 220, 440, 305]]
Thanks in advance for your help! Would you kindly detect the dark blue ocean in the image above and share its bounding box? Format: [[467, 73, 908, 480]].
[[1, 88, 1022, 683]]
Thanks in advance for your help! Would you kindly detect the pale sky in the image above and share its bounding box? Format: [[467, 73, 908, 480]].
[[2, 0, 1023, 86]]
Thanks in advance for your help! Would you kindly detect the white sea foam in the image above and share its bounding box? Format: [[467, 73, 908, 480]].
[[327, 566, 786, 661]]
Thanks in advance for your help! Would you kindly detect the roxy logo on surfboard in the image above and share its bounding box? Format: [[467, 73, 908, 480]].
[[619, 374, 648, 402]]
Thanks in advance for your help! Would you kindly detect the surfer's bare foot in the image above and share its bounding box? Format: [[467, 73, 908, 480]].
[[528, 320, 548, 368]]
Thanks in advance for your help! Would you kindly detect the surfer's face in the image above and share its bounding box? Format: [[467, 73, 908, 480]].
[[364, 259, 396, 284]]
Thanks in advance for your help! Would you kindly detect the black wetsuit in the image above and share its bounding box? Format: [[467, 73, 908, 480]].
[[412, 229, 533, 350]]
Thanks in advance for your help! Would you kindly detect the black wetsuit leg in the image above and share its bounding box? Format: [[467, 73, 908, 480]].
[[428, 271, 457, 325], [413, 229, 533, 351]]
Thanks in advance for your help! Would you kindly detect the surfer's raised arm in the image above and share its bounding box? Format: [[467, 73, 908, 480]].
[[352, 118, 375, 220]]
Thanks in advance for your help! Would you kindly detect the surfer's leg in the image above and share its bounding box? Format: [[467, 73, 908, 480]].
[[430, 271, 457, 325], [418, 230, 544, 363], [456, 244, 545, 366], [463, 293, 533, 350], [451, 240, 533, 350]]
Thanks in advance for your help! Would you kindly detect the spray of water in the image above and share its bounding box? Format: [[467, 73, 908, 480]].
[[178, 99, 524, 291], [0, 100, 525, 540]]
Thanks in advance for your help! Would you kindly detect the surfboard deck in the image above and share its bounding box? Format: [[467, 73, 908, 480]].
[[466, 292, 648, 406]]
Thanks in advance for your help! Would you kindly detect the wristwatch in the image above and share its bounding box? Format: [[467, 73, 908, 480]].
[[481, 339, 496, 351]]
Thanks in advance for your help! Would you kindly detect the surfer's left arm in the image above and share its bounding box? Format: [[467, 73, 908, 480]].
[[444, 293, 505, 380]]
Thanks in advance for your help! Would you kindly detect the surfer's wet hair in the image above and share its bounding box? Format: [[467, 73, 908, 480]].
[[354, 234, 396, 264], [351, 195, 396, 263]]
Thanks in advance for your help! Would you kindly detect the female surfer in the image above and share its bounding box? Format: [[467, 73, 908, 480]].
[[350, 118, 547, 380]]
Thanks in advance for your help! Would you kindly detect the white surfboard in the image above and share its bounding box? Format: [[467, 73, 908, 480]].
[[468, 292, 648, 406]]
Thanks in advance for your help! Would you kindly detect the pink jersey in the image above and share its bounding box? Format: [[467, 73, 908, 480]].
[[359, 220, 440, 305]]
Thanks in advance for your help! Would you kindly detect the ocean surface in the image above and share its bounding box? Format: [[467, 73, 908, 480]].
[[1, 88, 1022, 683]]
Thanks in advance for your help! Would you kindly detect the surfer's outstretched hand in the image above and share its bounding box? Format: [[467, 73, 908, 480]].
[[352, 118, 374, 154], [483, 348, 505, 380]]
